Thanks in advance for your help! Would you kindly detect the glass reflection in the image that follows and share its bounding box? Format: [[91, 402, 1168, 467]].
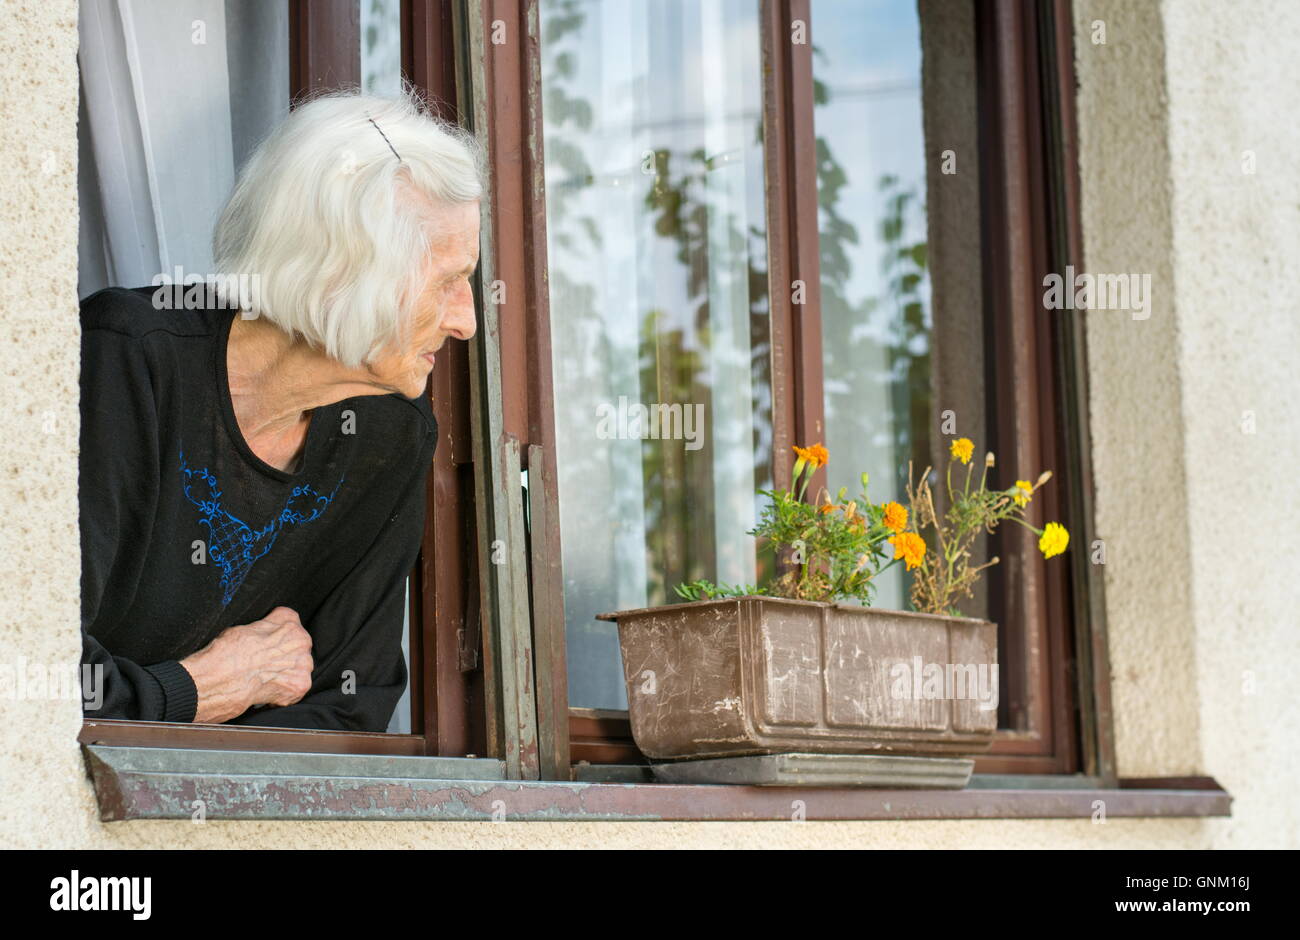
[[812, 0, 933, 611], [540, 0, 771, 709]]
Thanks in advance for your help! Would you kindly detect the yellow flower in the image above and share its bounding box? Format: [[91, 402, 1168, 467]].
[[888, 532, 926, 571], [1013, 480, 1033, 507], [1038, 522, 1069, 559], [950, 437, 974, 465], [882, 501, 908, 534]]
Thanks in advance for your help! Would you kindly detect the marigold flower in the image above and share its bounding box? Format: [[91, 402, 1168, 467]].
[[882, 501, 908, 533], [791, 445, 828, 493], [791, 442, 829, 468], [1013, 480, 1033, 507], [889, 532, 926, 571], [950, 437, 974, 465], [819, 502, 837, 515], [1038, 522, 1069, 559]]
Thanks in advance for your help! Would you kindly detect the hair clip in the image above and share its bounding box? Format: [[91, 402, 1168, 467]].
[[366, 114, 402, 163]]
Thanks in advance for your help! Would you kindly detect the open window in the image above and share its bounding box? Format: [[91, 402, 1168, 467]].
[[76, 0, 488, 761], [78, 0, 1231, 822]]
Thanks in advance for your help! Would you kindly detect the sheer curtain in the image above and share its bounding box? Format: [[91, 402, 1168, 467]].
[[77, 0, 288, 299]]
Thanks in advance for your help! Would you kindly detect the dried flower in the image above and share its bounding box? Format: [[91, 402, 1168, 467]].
[[904, 443, 1066, 617]]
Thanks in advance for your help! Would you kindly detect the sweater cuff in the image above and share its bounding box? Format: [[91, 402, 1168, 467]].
[[143, 660, 199, 723]]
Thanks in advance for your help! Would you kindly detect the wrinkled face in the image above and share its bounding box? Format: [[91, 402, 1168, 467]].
[[366, 200, 480, 399]]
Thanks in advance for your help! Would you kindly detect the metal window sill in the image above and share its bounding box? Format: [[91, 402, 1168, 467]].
[[83, 745, 1231, 822]]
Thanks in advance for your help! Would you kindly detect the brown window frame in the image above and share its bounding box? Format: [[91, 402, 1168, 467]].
[[79, 0, 1115, 787], [470, 0, 1115, 781]]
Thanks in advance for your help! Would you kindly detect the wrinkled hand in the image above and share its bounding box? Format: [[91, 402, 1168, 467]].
[[180, 607, 314, 724]]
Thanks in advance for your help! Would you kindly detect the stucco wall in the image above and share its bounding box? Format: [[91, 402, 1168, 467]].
[[1160, 0, 1300, 847], [0, 0, 1294, 848]]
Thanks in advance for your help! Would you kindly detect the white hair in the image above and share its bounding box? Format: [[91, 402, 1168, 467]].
[[213, 87, 484, 368]]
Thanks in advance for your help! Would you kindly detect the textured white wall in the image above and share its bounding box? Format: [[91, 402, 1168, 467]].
[[0, 0, 1294, 847], [1161, 0, 1300, 847], [1072, 0, 1299, 846], [1073, 0, 1203, 775]]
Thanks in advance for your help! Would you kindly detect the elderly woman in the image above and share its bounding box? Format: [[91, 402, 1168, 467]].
[[79, 91, 481, 731]]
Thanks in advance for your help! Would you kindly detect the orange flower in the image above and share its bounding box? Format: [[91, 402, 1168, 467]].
[[793, 443, 829, 469], [888, 532, 927, 571], [882, 501, 908, 534], [819, 502, 838, 515]]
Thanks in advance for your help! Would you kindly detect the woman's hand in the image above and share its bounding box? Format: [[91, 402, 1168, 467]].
[[179, 607, 314, 724]]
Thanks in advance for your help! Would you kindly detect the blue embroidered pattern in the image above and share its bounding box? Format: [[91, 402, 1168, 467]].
[[180, 447, 344, 606]]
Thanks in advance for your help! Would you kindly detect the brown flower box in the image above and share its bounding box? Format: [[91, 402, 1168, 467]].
[[596, 595, 998, 762]]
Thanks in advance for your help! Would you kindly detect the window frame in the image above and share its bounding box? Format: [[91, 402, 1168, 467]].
[[474, 0, 1116, 781], [78, 0, 1119, 794]]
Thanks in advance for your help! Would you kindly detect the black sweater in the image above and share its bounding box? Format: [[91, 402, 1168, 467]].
[[79, 287, 437, 732]]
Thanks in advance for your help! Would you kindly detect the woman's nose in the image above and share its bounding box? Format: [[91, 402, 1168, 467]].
[[443, 291, 477, 341]]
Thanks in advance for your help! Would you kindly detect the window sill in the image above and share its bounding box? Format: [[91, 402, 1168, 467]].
[[84, 745, 1231, 822]]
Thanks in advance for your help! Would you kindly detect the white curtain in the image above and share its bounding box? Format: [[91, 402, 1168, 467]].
[[77, 0, 288, 299]]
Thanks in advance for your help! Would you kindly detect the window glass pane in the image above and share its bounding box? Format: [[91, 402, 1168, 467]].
[[540, 0, 771, 709], [812, 0, 987, 618], [811, 0, 931, 612], [362, 0, 403, 97]]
